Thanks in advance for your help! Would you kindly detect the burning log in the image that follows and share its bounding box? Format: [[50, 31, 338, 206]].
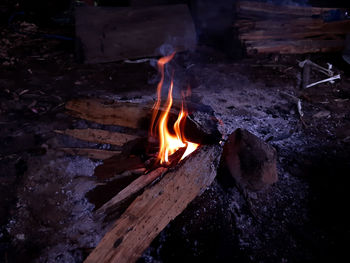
[[84, 145, 221, 263], [58, 148, 121, 160], [55, 128, 138, 146], [222, 128, 277, 191]]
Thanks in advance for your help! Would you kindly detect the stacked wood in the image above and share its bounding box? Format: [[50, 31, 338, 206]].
[[234, 1, 350, 55]]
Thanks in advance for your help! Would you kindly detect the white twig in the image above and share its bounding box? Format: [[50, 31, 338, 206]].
[[124, 58, 152, 64], [297, 99, 304, 117], [298, 59, 334, 77], [306, 74, 341, 88]]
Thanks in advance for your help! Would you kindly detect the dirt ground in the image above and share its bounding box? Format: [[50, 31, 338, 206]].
[[1, 18, 350, 263]]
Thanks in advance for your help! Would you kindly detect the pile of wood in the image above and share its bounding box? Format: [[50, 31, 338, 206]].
[[234, 1, 350, 55], [56, 97, 277, 262]]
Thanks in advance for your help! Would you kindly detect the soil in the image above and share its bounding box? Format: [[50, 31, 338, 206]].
[[1, 15, 350, 263]]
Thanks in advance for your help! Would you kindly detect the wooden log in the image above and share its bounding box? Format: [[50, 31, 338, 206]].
[[94, 154, 145, 180], [246, 39, 345, 54], [75, 4, 196, 64], [234, 18, 325, 35], [239, 20, 350, 41], [221, 128, 277, 191], [237, 1, 337, 16], [65, 99, 151, 129], [96, 167, 168, 214], [84, 145, 221, 263], [55, 128, 138, 146], [58, 148, 121, 160]]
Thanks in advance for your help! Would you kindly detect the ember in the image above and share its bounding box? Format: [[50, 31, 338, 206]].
[[151, 53, 199, 164]]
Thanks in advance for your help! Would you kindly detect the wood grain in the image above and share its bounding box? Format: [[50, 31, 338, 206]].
[[84, 145, 221, 263], [65, 99, 150, 129], [58, 148, 121, 160], [55, 128, 138, 146]]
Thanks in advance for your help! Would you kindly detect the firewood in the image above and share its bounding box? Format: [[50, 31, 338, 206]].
[[239, 20, 350, 41], [237, 1, 336, 16], [65, 99, 151, 129], [221, 128, 277, 191], [235, 1, 349, 55], [96, 166, 168, 215], [84, 145, 221, 263], [246, 39, 345, 54], [55, 128, 138, 146], [58, 148, 121, 160], [94, 154, 145, 180]]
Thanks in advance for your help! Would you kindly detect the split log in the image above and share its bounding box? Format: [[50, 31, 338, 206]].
[[84, 144, 221, 263], [96, 166, 168, 214], [237, 1, 336, 17], [94, 154, 145, 180], [55, 128, 138, 146], [75, 4, 196, 63], [58, 148, 121, 160], [235, 1, 349, 55], [239, 20, 350, 41], [65, 99, 150, 129], [222, 128, 277, 191], [246, 39, 345, 54]]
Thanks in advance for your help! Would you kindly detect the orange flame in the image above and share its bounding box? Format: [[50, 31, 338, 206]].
[[151, 53, 199, 164]]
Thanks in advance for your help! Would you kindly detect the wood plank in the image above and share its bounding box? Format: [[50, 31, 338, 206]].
[[96, 167, 168, 214], [75, 4, 196, 63], [58, 148, 121, 160], [65, 99, 151, 129], [239, 20, 350, 41], [55, 128, 138, 146], [94, 154, 145, 180], [246, 39, 345, 54], [84, 145, 221, 263], [237, 1, 337, 16]]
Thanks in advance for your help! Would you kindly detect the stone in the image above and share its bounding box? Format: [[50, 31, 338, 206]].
[[222, 128, 278, 191]]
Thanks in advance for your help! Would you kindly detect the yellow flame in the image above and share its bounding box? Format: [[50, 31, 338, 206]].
[[151, 53, 199, 164]]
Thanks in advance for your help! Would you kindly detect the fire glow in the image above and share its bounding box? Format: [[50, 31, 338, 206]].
[[151, 53, 199, 165]]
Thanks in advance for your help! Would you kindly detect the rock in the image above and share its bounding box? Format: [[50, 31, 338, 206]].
[[222, 128, 278, 191], [313, 110, 330, 118]]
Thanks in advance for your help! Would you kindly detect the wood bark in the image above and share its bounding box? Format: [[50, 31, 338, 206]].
[[84, 145, 221, 263], [55, 128, 138, 146]]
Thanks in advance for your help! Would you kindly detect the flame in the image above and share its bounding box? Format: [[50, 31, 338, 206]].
[[151, 53, 199, 165], [150, 52, 175, 136]]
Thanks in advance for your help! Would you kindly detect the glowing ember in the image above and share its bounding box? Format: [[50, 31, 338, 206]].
[[151, 53, 199, 165]]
